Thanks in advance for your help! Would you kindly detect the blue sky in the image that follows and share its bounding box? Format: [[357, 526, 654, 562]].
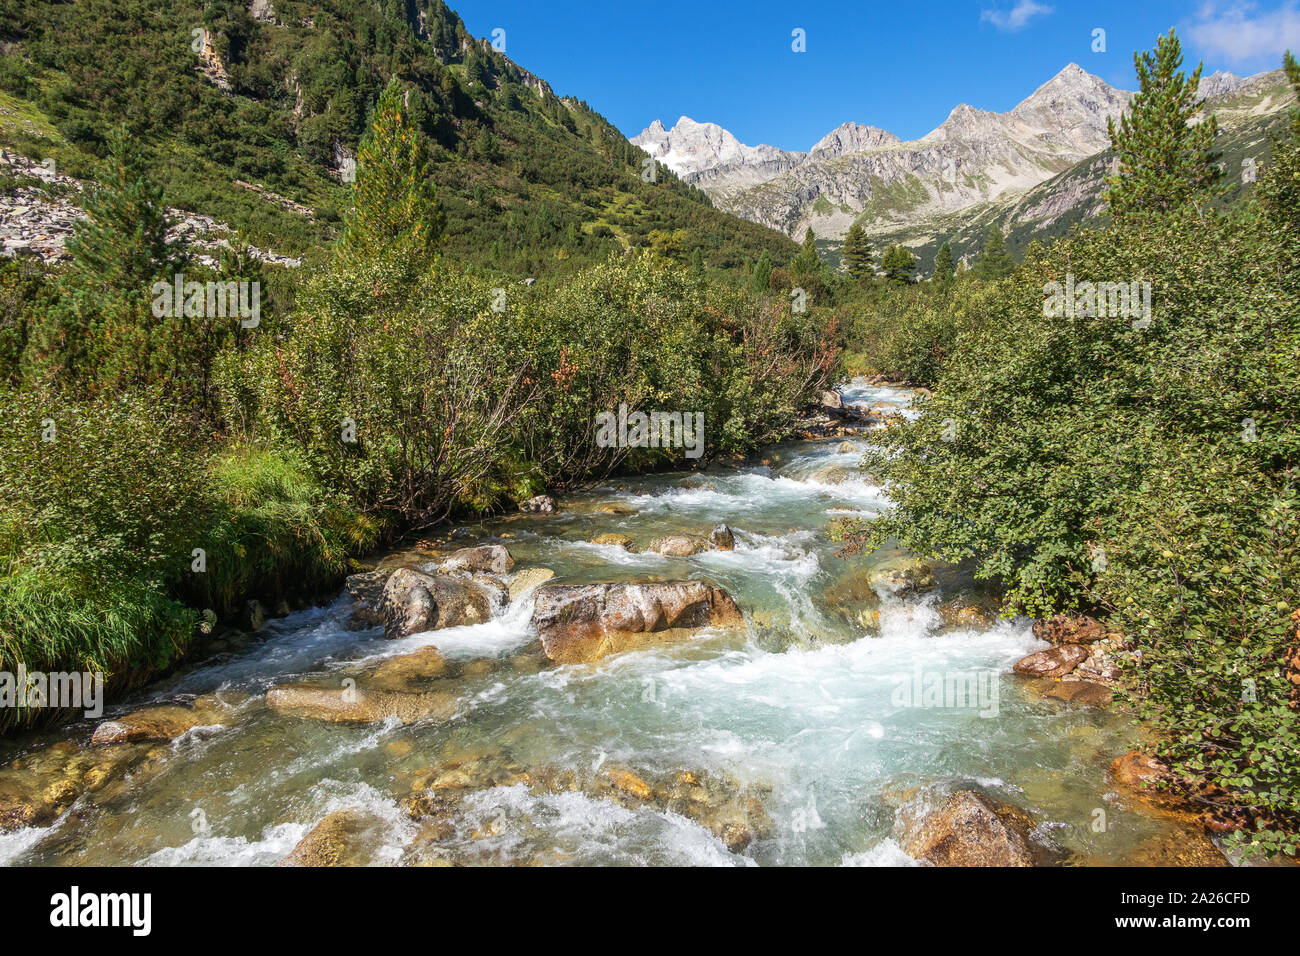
[[450, 0, 1300, 149]]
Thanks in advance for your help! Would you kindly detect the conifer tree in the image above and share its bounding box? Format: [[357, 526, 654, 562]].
[[841, 224, 873, 281], [750, 249, 773, 292], [792, 227, 820, 275], [971, 226, 1015, 280], [880, 244, 916, 283], [29, 124, 187, 393], [933, 241, 955, 283], [1106, 29, 1221, 219], [341, 78, 445, 271]]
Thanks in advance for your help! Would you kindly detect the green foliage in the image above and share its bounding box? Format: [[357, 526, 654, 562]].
[[1106, 29, 1221, 220], [933, 241, 955, 284], [970, 225, 1015, 280], [340, 78, 445, 272], [879, 244, 917, 283], [841, 224, 873, 281], [839, 85, 1300, 850]]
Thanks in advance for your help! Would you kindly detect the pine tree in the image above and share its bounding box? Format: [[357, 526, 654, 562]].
[[841, 224, 873, 281], [971, 226, 1015, 280], [65, 124, 181, 298], [341, 78, 446, 272], [933, 241, 955, 283], [880, 244, 916, 283], [1106, 29, 1221, 219], [29, 124, 187, 393]]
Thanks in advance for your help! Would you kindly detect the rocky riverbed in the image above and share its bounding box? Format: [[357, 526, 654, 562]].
[[0, 382, 1227, 866]]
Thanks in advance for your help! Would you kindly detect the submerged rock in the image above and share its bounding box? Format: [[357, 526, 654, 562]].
[[868, 557, 936, 595], [532, 581, 746, 663], [380, 568, 503, 639], [590, 532, 634, 550], [362, 646, 451, 692], [90, 695, 236, 746], [266, 682, 457, 725], [279, 808, 376, 867], [1013, 644, 1089, 678], [938, 599, 994, 630], [901, 790, 1043, 867], [1035, 679, 1113, 707]]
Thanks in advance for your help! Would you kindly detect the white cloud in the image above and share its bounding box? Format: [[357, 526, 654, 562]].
[[980, 0, 1053, 32], [1188, 1, 1300, 65]]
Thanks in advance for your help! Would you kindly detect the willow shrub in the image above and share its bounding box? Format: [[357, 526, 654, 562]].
[[0, 388, 375, 724], [838, 204, 1300, 855]]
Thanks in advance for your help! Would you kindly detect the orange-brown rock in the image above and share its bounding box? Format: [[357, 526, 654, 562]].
[[532, 581, 746, 663], [901, 790, 1043, 867], [1013, 643, 1089, 678]]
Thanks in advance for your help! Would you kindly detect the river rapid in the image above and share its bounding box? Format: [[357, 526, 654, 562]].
[[0, 381, 1189, 866]]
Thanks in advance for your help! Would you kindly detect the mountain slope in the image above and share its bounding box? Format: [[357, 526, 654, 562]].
[[0, 0, 798, 279], [848, 67, 1296, 274]]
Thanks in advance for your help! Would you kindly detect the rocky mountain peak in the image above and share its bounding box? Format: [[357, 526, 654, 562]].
[[808, 122, 901, 159]]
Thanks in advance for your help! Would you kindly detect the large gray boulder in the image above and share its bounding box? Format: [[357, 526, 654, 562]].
[[380, 568, 505, 639]]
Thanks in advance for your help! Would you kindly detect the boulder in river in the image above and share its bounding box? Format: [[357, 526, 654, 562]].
[[868, 557, 936, 595], [819, 389, 844, 411], [90, 695, 237, 746], [1013, 644, 1089, 678], [708, 524, 736, 551], [519, 494, 556, 514], [279, 808, 378, 867], [646, 533, 711, 557], [380, 568, 504, 639], [507, 567, 555, 601], [437, 544, 515, 576], [590, 532, 634, 550], [901, 790, 1043, 867], [532, 581, 746, 663]]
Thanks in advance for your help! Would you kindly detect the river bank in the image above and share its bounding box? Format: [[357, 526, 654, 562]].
[[0, 382, 1229, 866]]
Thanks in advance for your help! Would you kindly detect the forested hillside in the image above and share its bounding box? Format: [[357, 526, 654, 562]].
[[0, 0, 797, 277]]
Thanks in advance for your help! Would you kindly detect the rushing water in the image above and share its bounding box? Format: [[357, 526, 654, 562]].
[[0, 382, 1187, 866]]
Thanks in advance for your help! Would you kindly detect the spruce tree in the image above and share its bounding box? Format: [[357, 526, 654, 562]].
[[1106, 29, 1221, 219], [841, 224, 873, 281], [972, 226, 1015, 280], [933, 241, 955, 283], [341, 78, 446, 271]]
